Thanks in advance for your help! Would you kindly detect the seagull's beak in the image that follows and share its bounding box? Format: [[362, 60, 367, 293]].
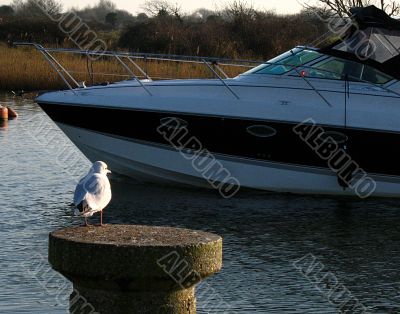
[[107, 170, 112, 174]]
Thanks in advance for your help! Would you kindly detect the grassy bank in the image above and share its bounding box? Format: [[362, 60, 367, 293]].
[[0, 44, 252, 92]]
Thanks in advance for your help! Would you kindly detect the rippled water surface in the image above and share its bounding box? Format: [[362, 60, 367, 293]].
[[1, 94, 400, 313]]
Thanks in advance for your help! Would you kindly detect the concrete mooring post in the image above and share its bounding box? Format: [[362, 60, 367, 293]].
[[48, 225, 222, 314]]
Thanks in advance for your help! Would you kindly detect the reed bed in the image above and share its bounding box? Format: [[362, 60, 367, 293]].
[[0, 44, 255, 92]]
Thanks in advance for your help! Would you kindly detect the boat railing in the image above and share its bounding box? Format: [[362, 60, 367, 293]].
[[13, 42, 400, 101], [13, 42, 260, 98]]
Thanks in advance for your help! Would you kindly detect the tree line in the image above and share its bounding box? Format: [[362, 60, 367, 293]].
[[0, 0, 398, 60]]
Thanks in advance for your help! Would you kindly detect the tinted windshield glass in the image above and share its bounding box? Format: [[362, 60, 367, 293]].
[[245, 48, 322, 75], [293, 57, 394, 84]]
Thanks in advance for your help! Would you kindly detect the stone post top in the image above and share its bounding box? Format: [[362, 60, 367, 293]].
[[48, 225, 222, 289], [50, 224, 221, 247]]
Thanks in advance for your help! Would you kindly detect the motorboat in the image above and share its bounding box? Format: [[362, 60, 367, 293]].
[[21, 6, 400, 198]]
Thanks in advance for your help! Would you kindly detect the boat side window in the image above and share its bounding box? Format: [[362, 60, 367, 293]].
[[300, 58, 394, 84], [361, 66, 394, 85], [245, 49, 322, 75]]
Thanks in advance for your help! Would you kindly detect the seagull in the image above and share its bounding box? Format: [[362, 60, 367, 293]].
[[73, 161, 112, 226]]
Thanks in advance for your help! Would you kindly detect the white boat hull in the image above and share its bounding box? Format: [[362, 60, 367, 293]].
[[57, 123, 399, 198]]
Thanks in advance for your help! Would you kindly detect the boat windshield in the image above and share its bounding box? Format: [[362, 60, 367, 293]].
[[244, 48, 323, 75], [291, 57, 394, 84]]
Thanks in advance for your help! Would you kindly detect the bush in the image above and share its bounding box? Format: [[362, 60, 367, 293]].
[[118, 11, 327, 59], [0, 17, 66, 44]]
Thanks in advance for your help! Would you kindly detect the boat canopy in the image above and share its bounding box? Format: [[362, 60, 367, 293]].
[[322, 5, 400, 79]]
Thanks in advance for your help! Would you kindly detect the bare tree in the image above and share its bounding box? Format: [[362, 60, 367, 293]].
[[378, 0, 400, 16], [142, 0, 182, 18], [12, 0, 62, 17], [308, 0, 400, 17], [224, 0, 256, 21]]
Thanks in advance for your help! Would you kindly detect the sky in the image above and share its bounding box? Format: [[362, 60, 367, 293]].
[[0, 0, 304, 15]]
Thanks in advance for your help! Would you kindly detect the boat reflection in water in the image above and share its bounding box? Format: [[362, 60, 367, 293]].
[[103, 175, 400, 313]]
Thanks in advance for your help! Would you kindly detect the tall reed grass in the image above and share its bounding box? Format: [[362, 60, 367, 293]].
[[0, 44, 256, 91]]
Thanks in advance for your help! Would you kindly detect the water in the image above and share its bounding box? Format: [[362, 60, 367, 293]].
[[1, 94, 400, 313]]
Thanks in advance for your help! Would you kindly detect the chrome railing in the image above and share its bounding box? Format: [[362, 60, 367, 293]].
[[14, 42, 260, 98], [13, 43, 400, 102]]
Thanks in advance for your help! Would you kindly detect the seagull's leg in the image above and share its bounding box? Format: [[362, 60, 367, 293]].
[[84, 217, 88, 227], [100, 210, 103, 227]]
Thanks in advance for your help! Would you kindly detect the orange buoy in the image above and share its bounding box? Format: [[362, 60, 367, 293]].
[[7, 107, 18, 119], [0, 106, 8, 120]]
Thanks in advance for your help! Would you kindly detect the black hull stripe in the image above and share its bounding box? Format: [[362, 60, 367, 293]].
[[58, 122, 400, 184], [38, 102, 400, 177]]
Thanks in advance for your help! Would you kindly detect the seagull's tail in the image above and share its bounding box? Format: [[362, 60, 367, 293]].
[[74, 200, 91, 216]]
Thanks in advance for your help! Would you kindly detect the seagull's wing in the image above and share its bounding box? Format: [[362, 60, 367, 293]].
[[73, 175, 89, 206], [83, 173, 112, 212]]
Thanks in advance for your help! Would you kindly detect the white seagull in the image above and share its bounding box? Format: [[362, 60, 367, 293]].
[[74, 161, 112, 226]]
